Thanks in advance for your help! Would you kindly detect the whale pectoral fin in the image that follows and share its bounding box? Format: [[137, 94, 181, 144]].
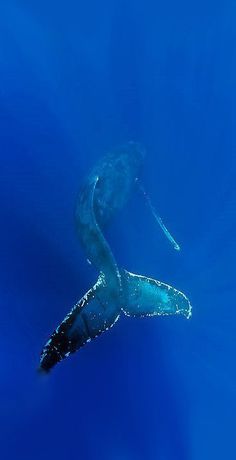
[[122, 270, 192, 319], [39, 275, 120, 372]]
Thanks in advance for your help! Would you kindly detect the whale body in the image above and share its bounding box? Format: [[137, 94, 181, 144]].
[[39, 142, 191, 372]]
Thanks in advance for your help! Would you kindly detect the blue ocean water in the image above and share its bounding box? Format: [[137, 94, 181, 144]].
[[1, 1, 236, 459]]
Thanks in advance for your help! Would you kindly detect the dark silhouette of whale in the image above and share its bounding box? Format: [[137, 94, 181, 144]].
[[39, 142, 191, 372]]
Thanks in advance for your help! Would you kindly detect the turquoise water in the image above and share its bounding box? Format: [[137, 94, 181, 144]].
[[1, 1, 236, 459]]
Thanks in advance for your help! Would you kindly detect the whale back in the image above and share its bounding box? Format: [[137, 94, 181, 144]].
[[74, 142, 144, 284], [89, 142, 145, 227]]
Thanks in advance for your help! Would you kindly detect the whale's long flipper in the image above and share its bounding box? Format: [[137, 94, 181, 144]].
[[122, 270, 192, 319], [39, 274, 120, 373], [137, 181, 181, 251]]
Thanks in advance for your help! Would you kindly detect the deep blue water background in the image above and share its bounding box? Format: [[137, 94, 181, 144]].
[[1, 1, 236, 459]]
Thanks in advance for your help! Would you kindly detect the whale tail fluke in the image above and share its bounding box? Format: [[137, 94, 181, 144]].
[[39, 271, 191, 372]]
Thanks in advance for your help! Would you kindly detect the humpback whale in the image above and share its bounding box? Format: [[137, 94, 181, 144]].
[[39, 142, 192, 372]]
